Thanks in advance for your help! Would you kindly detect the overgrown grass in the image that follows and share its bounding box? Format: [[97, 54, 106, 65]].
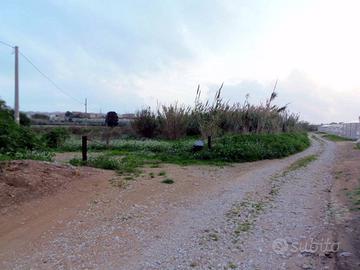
[[322, 134, 354, 142], [284, 154, 317, 174], [112, 132, 309, 164], [0, 150, 54, 162], [69, 154, 156, 175], [69, 133, 310, 178], [60, 137, 174, 152]]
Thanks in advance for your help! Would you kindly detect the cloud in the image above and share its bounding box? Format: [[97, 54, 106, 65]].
[[205, 70, 359, 124], [0, 0, 359, 123]]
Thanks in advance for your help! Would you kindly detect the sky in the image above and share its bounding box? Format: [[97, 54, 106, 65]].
[[0, 0, 359, 124]]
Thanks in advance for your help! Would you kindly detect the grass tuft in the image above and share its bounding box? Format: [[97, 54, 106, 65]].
[[158, 170, 166, 176], [284, 154, 317, 174], [161, 178, 174, 184], [347, 187, 360, 211]]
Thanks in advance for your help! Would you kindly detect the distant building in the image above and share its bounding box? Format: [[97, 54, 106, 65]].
[[49, 113, 65, 122], [119, 113, 135, 119]]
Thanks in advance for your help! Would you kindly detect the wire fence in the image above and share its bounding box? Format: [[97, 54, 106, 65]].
[[318, 122, 360, 139]]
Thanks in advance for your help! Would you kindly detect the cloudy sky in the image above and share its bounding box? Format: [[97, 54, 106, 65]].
[[0, 0, 359, 124]]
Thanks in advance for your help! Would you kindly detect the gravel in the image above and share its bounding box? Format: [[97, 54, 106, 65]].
[[0, 134, 338, 270]]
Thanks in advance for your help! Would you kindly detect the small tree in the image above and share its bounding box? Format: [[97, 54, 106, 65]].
[[104, 111, 119, 145], [194, 83, 224, 149], [105, 111, 119, 127], [65, 111, 73, 122]]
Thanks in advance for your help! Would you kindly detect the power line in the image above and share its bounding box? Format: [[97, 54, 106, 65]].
[[0, 39, 14, 48], [19, 51, 83, 105], [1, 39, 91, 111]]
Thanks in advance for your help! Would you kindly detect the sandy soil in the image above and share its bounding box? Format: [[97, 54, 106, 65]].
[[330, 142, 360, 269], [1, 160, 91, 208], [0, 134, 359, 269]]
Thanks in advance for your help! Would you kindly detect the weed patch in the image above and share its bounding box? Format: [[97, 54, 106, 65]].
[[158, 171, 166, 176], [284, 154, 317, 175], [68, 133, 310, 181], [347, 187, 360, 211], [161, 178, 174, 184], [322, 134, 354, 142]]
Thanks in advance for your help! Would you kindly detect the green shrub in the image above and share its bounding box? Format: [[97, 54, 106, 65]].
[[132, 107, 158, 138], [161, 178, 174, 184], [200, 132, 310, 162], [0, 99, 53, 161], [42, 127, 70, 148], [157, 103, 190, 139], [0, 110, 42, 153]]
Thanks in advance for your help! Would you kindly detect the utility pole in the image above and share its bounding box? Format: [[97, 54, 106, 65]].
[[85, 98, 87, 114], [14, 46, 20, 124]]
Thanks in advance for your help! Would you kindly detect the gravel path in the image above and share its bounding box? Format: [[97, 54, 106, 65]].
[[0, 134, 338, 269]]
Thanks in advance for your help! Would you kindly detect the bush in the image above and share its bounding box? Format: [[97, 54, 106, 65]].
[[186, 111, 201, 136], [201, 132, 310, 162], [42, 127, 70, 148], [129, 85, 306, 140], [151, 132, 310, 163], [0, 110, 41, 153], [157, 103, 190, 139], [132, 107, 158, 138], [0, 100, 52, 161]]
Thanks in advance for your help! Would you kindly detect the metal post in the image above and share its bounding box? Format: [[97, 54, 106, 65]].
[[82, 136, 87, 161], [14, 46, 19, 124]]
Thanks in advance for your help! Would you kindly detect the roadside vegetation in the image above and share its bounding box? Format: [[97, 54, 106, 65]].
[[347, 187, 360, 211], [0, 99, 72, 161], [0, 100, 54, 161], [69, 132, 310, 173], [284, 154, 318, 174], [1, 87, 312, 173], [322, 134, 354, 142]]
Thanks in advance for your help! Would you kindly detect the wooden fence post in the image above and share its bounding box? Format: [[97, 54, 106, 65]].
[[207, 135, 212, 149], [82, 136, 87, 162]]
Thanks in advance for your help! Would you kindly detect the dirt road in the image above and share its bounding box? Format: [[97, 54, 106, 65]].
[[0, 134, 359, 269]]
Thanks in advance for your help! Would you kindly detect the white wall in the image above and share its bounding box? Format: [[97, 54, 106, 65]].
[[318, 123, 360, 139]]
